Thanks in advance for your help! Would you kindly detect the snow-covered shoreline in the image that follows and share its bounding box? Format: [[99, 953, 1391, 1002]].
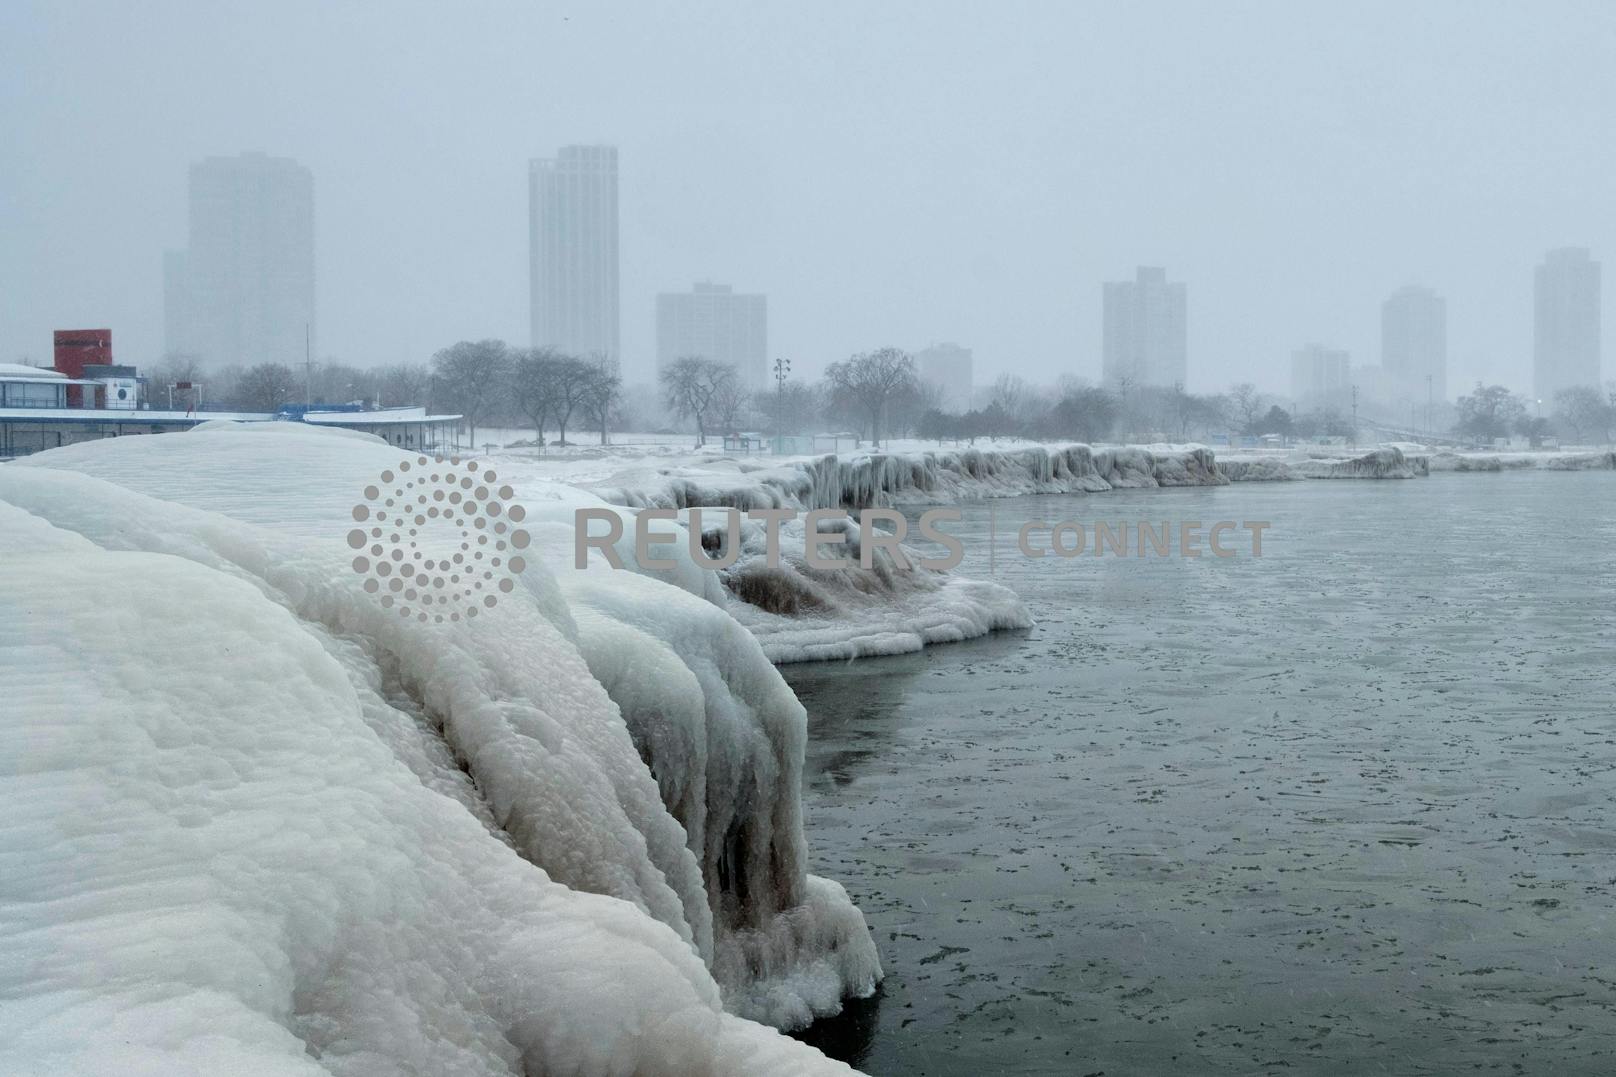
[[2, 425, 877, 1075], [504, 440, 1615, 509], [574, 444, 1229, 512]]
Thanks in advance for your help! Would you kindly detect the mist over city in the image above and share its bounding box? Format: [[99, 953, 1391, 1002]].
[[4, 5, 1616, 1077], [5, 2, 1613, 401]]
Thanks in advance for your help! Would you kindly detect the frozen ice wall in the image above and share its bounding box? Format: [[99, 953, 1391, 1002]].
[[1, 424, 876, 1073], [583, 443, 1230, 512]]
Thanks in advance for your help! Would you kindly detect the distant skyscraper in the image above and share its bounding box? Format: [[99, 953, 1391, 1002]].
[[1534, 247, 1602, 403], [915, 343, 973, 412], [655, 282, 767, 384], [166, 152, 315, 367], [1381, 285, 1447, 403], [1290, 344, 1352, 406], [1102, 267, 1186, 388], [530, 145, 620, 366]]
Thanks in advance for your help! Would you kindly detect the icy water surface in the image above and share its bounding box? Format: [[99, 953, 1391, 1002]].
[[787, 471, 1616, 1076]]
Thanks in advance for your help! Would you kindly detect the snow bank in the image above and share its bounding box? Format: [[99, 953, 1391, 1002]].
[[3, 425, 874, 1073]]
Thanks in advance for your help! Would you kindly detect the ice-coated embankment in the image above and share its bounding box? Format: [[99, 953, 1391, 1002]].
[[586, 444, 1228, 512], [2, 424, 876, 1075], [1218, 456, 1302, 482], [1293, 447, 1427, 479], [711, 512, 1032, 662], [1427, 449, 1616, 472]]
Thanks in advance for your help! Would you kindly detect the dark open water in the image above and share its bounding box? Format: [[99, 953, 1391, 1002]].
[[788, 471, 1616, 1076]]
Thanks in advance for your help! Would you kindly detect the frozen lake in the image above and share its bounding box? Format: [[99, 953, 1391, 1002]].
[[788, 471, 1616, 1075]]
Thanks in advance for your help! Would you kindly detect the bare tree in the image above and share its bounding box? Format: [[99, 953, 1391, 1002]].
[[511, 348, 560, 445], [375, 363, 431, 409], [1554, 385, 1615, 445], [823, 347, 918, 448], [660, 356, 736, 446], [710, 374, 750, 434], [310, 362, 373, 406], [431, 339, 512, 449], [579, 356, 623, 446], [232, 363, 300, 412], [991, 373, 1031, 417], [1229, 382, 1266, 433]]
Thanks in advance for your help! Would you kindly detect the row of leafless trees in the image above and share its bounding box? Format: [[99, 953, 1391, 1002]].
[[1453, 383, 1616, 445], [146, 343, 623, 449], [661, 347, 932, 448], [661, 353, 1270, 448], [430, 340, 622, 448], [141, 355, 435, 415]]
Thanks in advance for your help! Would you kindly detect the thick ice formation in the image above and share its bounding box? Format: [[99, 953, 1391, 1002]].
[[1217, 456, 1301, 482], [1291, 447, 1426, 479], [581, 443, 1227, 513], [714, 512, 1032, 662], [1, 424, 874, 1074], [1427, 449, 1616, 472]]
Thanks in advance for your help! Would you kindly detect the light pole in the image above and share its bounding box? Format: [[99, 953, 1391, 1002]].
[[773, 357, 791, 453], [1350, 385, 1359, 449]]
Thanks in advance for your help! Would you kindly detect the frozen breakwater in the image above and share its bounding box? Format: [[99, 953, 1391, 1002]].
[[1427, 448, 1616, 472], [590, 444, 1230, 513], [1, 425, 876, 1076], [579, 441, 1616, 520]]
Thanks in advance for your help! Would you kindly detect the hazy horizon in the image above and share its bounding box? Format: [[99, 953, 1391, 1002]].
[[3, 1, 1613, 396]]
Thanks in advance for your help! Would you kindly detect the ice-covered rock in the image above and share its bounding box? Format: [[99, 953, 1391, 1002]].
[[1218, 456, 1300, 481], [2, 424, 875, 1073], [1427, 449, 1615, 472], [1544, 450, 1616, 471], [712, 512, 1032, 662], [1292, 447, 1424, 479]]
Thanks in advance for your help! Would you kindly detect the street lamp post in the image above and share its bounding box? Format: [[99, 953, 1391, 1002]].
[[773, 357, 792, 454]]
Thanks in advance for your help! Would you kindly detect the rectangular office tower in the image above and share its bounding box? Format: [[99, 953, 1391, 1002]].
[[1381, 285, 1447, 404], [1102, 267, 1187, 388], [166, 152, 315, 367], [530, 146, 620, 365], [1534, 247, 1602, 403], [655, 282, 767, 385]]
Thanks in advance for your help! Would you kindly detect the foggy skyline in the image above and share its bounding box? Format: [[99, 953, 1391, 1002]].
[[3, 1, 1614, 395]]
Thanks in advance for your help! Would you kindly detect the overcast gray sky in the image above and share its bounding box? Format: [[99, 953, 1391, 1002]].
[[2, 0, 1612, 395]]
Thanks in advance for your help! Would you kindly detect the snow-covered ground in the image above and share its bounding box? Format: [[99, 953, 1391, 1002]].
[[1, 424, 877, 1075]]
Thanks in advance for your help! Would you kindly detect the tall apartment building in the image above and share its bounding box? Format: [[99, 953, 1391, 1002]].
[[1534, 247, 1602, 403], [1381, 285, 1447, 404], [655, 281, 767, 385], [530, 145, 620, 365], [165, 152, 315, 367], [1102, 266, 1187, 388], [915, 342, 974, 412]]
